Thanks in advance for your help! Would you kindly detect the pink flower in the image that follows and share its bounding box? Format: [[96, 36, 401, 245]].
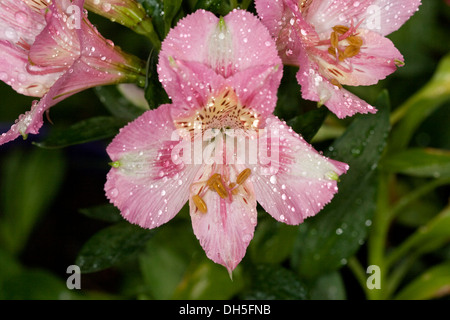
[[0, 0, 146, 145], [105, 10, 348, 273], [255, 0, 421, 118]]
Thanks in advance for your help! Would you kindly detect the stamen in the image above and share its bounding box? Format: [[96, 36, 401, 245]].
[[343, 45, 360, 59], [332, 25, 350, 35], [236, 168, 252, 185], [228, 182, 239, 195], [212, 178, 229, 199], [206, 173, 221, 188], [346, 36, 363, 47], [192, 194, 208, 214], [330, 31, 339, 49], [330, 79, 342, 88]]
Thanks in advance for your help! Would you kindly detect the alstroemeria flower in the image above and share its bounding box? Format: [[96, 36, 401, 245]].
[[105, 9, 348, 273], [0, 0, 146, 145], [255, 0, 421, 118]]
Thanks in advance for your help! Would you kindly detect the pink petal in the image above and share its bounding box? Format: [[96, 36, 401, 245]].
[[296, 51, 377, 118], [0, 40, 60, 97], [159, 9, 281, 78], [105, 104, 201, 229], [306, 0, 421, 36], [338, 29, 403, 86], [189, 164, 257, 273], [158, 58, 225, 118], [0, 0, 45, 45], [28, 0, 79, 70], [252, 116, 348, 224], [229, 64, 283, 117]]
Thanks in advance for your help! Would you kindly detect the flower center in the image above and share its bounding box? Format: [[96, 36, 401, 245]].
[[175, 88, 258, 214], [312, 24, 364, 88], [174, 87, 261, 135]]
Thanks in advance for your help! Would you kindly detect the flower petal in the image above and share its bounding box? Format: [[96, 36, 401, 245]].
[[229, 64, 282, 117], [189, 164, 257, 273], [105, 104, 201, 229], [0, 40, 60, 97], [306, 0, 421, 36], [251, 116, 348, 225], [296, 51, 376, 118]]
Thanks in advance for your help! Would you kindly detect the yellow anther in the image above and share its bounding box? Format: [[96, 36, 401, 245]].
[[236, 168, 252, 185], [346, 36, 363, 47], [343, 45, 361, 59], [332, 25, 350, 35], [330, 78, 342, 88], [228, 182, 239, 195], [206, 173, 221, 188], [212, 179, 228, 199], [330, 31, 339, 49], [192, 194, 207, 214], [328, 46, 337, 56]]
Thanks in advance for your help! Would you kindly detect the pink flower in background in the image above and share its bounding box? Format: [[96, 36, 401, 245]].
[[255, 0, 421, 118], [0, 0, 146, 145], [105, 10, 348, 273]]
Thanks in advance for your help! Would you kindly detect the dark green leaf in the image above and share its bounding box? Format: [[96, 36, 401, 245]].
[[139, 0, 165, 40], [309, 271, 347, 300], [242, 265, 308, 300], [76, 222, 155, 273], [79, 204, 124, 223], [95, 85, 148, 121], [0, 148, 65, 255], [287, 107, 328, 143], [34, 116, 126, 149], [0, 269, 81, 300], [194, 0, 232, 16], [291, 91, 391, 279], [172, 260, 245, 300], [249, 217, 298, 265], [380, 148, 450, 178], [163, 0, 183, 35], [145, 48, 170, 109]]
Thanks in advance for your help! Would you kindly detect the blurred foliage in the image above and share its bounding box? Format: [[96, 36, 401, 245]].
[[0, 0, 449, 300]]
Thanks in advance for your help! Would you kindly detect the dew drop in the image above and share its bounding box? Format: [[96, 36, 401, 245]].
[[15, 11, 28, 24], [269, 175, 277, 184], [110, 188, 119, 198]]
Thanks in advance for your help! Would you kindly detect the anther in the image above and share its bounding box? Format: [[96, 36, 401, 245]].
[[346, 36, 363, 47], [192, 194, 207, 214], [212, 179, 228, 199], [330, 31, 339, 48], [236, 168, 252, 185], [228, 182, 239, 195], [332, 25, 350, 35], [206, 173, 221, 188], [343, 45, 360, 59]]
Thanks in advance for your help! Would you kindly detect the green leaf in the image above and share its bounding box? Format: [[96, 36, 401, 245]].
[[381, 148, 450, 178], [287, 107, 328, 143], [76, 222, 155, 273], [0, 148, 65, 255], [163, 0, 183, 35], [145, 48, 170, 109], [309, 271, 347, 300], [0, 269, 81, 300], [79, 204, 124, 223], [139, 220, 200, 299], [172, 260, 244, 300], [394, 262, 450, 300], [249, 217, 298, 265], [95, 85, 148, 121], [390, 53, 450, 151], [194, 0, 233, 16], [241, 264, 308, 300], [291, 91, 391, 279], [387, 205, 450, 268], [34, 116, 126, 149]]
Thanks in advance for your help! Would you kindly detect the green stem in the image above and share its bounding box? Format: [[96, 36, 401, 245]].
[[347, 256, 371, 298], [367, 172, 391, 299]]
